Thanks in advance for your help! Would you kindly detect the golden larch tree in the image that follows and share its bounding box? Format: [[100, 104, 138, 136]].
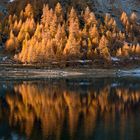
[[24, 3, 34, 18], [5, 30, 19, 51], [98, 35, 111, 61]]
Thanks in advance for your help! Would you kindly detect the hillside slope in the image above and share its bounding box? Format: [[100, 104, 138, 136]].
[[0, 0, 140, 20], [93, 0, 140, 21]]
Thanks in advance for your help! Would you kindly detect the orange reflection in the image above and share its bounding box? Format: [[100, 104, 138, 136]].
[[3, 82, 140, 139]]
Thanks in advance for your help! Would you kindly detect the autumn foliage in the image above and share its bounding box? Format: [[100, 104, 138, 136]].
[[4, 3, 140, 63]]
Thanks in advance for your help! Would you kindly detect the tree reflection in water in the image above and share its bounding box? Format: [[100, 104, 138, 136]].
[[0, 78, 140, 140]]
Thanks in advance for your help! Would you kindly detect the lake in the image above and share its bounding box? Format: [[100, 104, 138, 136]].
[[0, 77, 140, 140]]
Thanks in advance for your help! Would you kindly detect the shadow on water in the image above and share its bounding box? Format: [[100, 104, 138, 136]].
[[0, 77, 140, 140]]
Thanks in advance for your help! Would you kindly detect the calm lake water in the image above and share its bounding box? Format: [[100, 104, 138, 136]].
[[0, 77, 140, 140]]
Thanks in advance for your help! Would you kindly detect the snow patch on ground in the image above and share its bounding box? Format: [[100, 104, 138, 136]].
[[111, 57, 120, 62], [9, 0, 15, 2], [119, 69, 140, 77], [2, 56, 8, 61]]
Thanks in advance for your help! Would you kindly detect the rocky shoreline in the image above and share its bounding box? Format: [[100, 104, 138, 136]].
[[0, 65, 140, 80]]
